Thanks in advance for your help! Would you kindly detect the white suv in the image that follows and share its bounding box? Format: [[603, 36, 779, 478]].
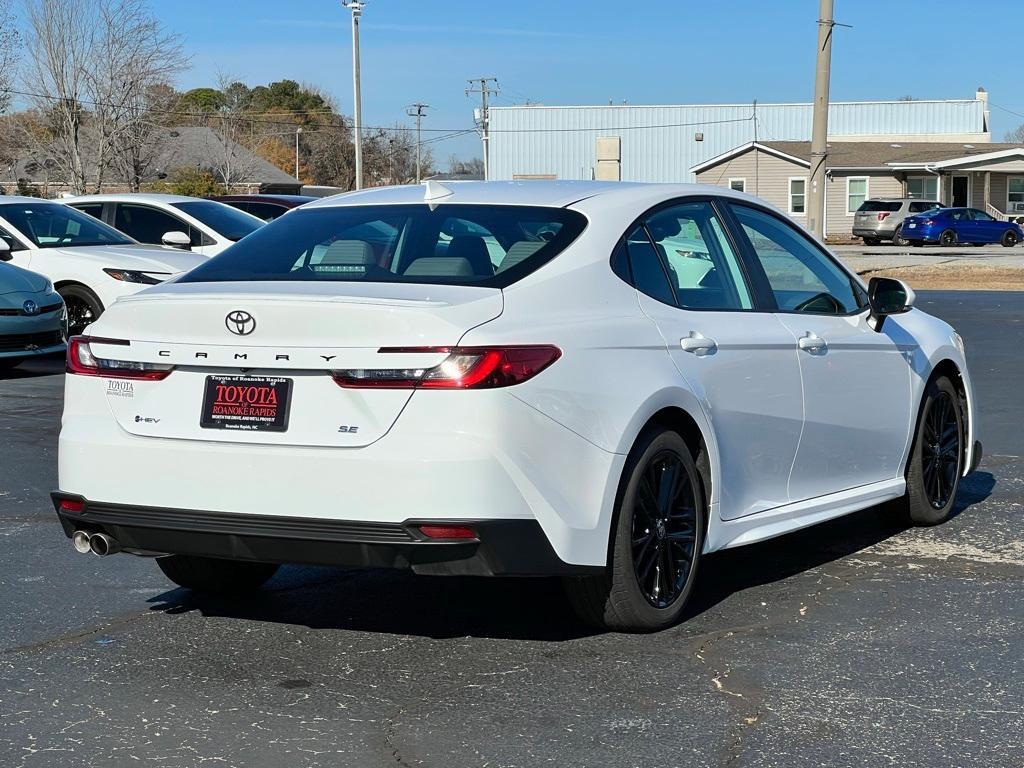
[[53, 181, 980, 632]]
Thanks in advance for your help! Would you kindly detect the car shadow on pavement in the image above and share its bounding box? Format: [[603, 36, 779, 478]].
[[146, 471, 996, 641], [0, 356, 64, 379]]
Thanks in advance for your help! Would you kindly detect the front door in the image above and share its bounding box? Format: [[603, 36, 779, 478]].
[[624, 200, 804, 521], [951, 175, 970, 208], [727, 203, 913, 502]]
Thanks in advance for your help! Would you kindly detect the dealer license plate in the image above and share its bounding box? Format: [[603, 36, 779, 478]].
[[200, 375, 292, 432]]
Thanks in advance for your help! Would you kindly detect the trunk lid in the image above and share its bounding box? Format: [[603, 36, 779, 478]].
[[90, 281, 503, 447]]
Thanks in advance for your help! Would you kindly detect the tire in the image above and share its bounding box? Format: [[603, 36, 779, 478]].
[[157, 555, 280, 594], [903, 376, 964, 526], [863, 237, 880, 246], [939, 229, 957, 246], [892, 226, 909, 247], [1002, 230, 1019, 248], [58, 284, 104, 336], [563, 428, 705, 632]]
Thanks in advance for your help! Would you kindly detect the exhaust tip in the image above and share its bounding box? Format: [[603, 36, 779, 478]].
[[88, 532, 120, 557], [72, 530, 92, 554]]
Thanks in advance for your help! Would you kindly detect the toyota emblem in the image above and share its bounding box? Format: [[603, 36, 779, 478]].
[[225, 310, 256, 336], [22, 299, 39, 316]]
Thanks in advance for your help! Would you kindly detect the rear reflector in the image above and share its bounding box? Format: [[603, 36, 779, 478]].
[[418, 524, 478, 540], [66, 336, 174, 380], [332, 345, 561, 389], [59, 498, 85, 513]]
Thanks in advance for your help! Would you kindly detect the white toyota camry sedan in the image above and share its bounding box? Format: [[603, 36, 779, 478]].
[[53, 181, 980, 632]]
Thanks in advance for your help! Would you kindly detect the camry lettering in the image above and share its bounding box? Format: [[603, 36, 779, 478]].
[[234, 353, 248, 360]]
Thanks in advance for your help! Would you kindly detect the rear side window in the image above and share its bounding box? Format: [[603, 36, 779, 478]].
[[181, 204, 587, 288], [858, 201, 902, 213], [624, 225, 675, 306], [73, 203, 105, 221]]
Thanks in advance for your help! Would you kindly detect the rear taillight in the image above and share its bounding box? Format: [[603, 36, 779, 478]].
[[332, 345, 561, 389], [66, 336, 174, 380], [922, 219, 935, 226], [877, 212, 890, 221]]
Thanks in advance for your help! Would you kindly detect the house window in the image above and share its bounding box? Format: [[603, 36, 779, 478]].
[[728, 178, 746, 193], [906, 176, 938, 201], [789, 178, 806, 215], [1009, 178, 1024, 212], [847, 177, 869, 214]]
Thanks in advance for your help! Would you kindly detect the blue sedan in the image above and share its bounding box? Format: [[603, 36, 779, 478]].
[[902, 207, 1024, 247]]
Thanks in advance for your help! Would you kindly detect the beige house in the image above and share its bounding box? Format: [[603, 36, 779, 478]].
[[692, 141, 1024, 239]]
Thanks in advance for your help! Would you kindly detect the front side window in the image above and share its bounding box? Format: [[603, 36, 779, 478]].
[[970, 209, 995, 222], [0, 203, 133, 248], [181, 204, 587, 288], [72, 203, 105, 221], [171, 201, 263, 242], [847, 177, 869, 214], [642, 201, 752, 310], [789, 178, 806, 215], [0, 224, 24, 251], [731, 204, 864, 315], [114, 204, 188, 246], [907, 176, 939, 200]]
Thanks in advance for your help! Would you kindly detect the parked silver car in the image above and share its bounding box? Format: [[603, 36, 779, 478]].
[[854, 198, 942, 246], [0, 242, 66, 371]]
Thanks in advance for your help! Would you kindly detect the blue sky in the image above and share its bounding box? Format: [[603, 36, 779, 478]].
[[157, 0, 1021, 163]]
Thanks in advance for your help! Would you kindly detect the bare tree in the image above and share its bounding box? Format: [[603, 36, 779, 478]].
[[1006, 124, 1024, 144], [0, 0, 19, 114], [199, 73, 261, 189], [21, 0, 96, 193], [87, 0, 187, 191]]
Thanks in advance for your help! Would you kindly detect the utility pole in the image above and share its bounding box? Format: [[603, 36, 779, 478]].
[[807, 0, 834, 240], [466, 77, 499, 180], [295, 126, 303, 180], [406, 102, 429, 183], [342, 1, 365, 190]]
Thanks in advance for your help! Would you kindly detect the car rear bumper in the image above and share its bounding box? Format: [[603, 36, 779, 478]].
[[52, 493, 599, 576], [853, 226, 896, 238]]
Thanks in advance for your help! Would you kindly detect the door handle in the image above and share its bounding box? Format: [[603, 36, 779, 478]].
[[797, 333, 827, 352], [681, 333, 717, 355]]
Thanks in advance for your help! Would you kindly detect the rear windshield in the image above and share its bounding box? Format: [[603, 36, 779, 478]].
[[180, 204, 588, 288], [171, 201, 263, 242], [857, 201, 902, 213]]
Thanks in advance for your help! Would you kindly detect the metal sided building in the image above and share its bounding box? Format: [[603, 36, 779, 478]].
[[487, 90, 991, 183]]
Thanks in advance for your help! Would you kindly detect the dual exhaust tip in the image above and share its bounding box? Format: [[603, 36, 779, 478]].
[[72, 530, 120, 557]]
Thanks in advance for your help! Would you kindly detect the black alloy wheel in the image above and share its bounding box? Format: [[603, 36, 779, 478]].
[[940, 229, 958, 246], [904, 375, 964, 526], [563, 428, 705, 632], [1002, 230, 1019, 248], [892, 226, 909, 247], [631, 449, 698, 608], [920, 391, 961, 510], [59, 285, 103, 336]]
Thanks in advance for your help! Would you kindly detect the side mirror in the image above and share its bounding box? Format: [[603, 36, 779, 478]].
[[868, 276, 915, 331], [161, 231, 192, 250], [0, 240, 10, 261]]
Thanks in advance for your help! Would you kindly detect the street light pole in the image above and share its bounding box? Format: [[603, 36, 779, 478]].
[[342, 1, 365, 190], [295, 126, 303, 180], [807, 0, 834, 240]]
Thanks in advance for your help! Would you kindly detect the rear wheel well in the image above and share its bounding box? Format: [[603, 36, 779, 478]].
[[636, 407, 712, 519]]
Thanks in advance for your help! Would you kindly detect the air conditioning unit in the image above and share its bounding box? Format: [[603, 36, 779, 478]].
[[1012, 202, 1024, 213]]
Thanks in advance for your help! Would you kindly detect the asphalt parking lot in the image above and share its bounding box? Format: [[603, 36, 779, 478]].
[[1, 290, 1022, 768]]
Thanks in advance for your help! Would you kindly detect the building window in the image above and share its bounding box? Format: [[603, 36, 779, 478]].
[[789, 178, 806, 215], [847, 177, 869, 214], [907, 176, 938, 201], [1009, 178, 1024, 212], [728, 178, 746, 193]]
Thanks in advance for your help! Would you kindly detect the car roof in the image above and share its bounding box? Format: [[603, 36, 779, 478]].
[[0, 196, 70, 205], [212, 194, 316, 205], [62, 193, 205, 205], [302, 180, 754, 210]]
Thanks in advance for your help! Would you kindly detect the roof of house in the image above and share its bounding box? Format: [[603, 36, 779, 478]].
[[1, 126, 300, 188], [692, 141, 1024, 173]]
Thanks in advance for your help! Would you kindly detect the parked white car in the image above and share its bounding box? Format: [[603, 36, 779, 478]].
[[0, 198, 206, 334], [64, 193, 264, 256], [53, 181, 980, 632], [0, 252, 66, 370]]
